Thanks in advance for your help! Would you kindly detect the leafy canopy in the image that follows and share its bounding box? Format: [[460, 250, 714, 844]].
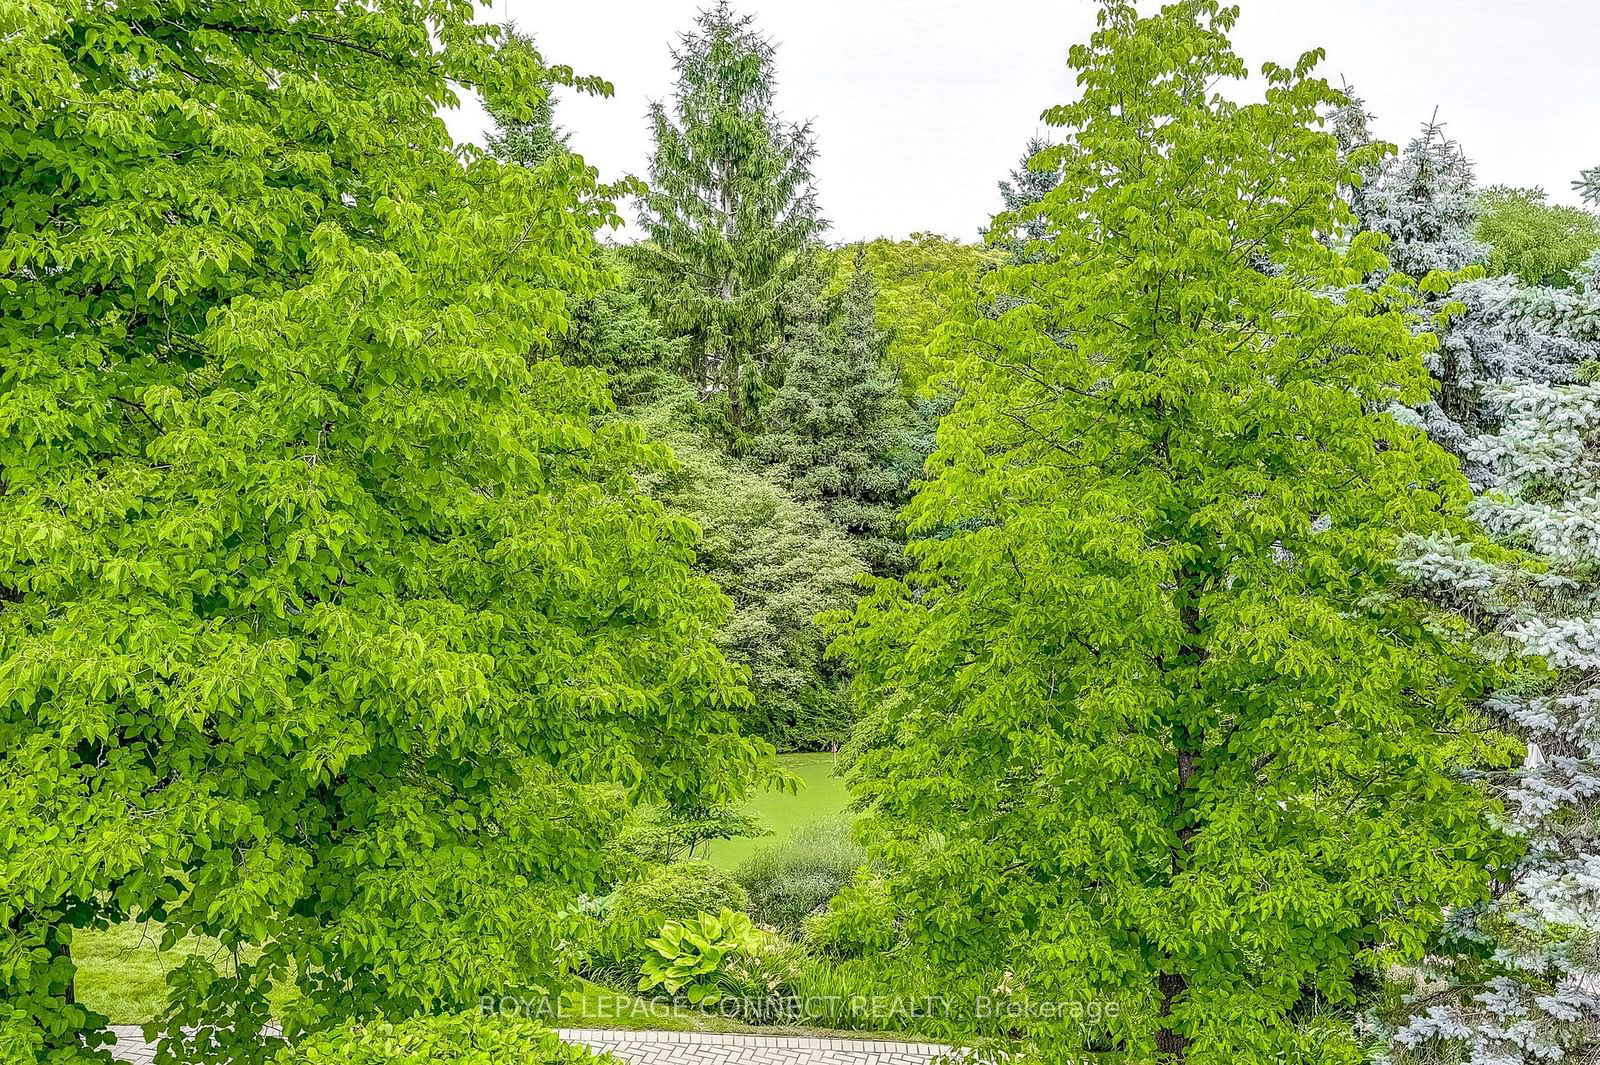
[[0, 1, 761, 1061], [1476, 185, 1600, 289], [828, 3, 1509, 1062]]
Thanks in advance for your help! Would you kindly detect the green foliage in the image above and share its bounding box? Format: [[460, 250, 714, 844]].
[[637, 910, 759, 1005], [485, 28, 571, 167], [801, 871, 899, 960], [273, 1012, 602, 1065], [0, 3, 762, 1061], [823, 235, 999, 391], [559, 250, 688, 404], [989, 136, 1063, 263], [826, 3, 1511, 1062], [618, 805, 767, 865], [756, 249, 925, 574], [1476, 185, 1600, 289], [587, 861, 751, 977], [634, 2, 823, 437], [734, 818, 864, 935], [608, 863, 751, 946], [635, 383, 867, 750]]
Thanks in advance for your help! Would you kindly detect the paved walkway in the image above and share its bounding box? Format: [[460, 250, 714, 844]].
[[105, 1025, 958, 1065]]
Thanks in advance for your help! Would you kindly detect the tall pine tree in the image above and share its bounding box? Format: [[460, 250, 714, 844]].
[[634, 2, 823, 441]]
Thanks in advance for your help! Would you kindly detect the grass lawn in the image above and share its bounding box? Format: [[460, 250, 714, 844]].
[[73, 753, 858, 1029], [74, 927, 900, 1040], [703, 751, 854, 869]]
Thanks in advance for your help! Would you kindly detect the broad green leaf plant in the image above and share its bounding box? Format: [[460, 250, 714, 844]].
[[637, 909, 759, 1006], [827, 3, 1513, 1063], [0, 1, 764, 1061]]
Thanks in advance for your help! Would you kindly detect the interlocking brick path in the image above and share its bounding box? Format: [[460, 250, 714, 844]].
[[105, 1025, 958, 1065]]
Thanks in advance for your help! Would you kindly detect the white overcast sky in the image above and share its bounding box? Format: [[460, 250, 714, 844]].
[[444, 0, 1600, 243]]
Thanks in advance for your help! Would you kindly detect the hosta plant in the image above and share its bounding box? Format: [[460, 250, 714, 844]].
[[636, 909, 759, 1005]]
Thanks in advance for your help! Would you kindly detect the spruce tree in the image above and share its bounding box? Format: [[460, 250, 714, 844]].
[[757, 248, 922, 575], [635, 2, 823, 440], [989, 136, 1062, 262], [1387, 201, 1600, 1065], [827, 4, 1506, 1061], [485, 30, 570, 167]]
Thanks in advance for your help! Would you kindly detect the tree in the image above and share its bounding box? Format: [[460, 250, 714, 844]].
[[1476, 186, 1600, 290], [1340, 113, 1503, 468], [634, 380, 866, 751], [485, 29, 570, 168], [1384, 211, 1600, 1065], [757, 249, 924, 575], [634, 2, 823, 440], [826, 4, 1509, 1062], [0, 5, 761, 1062], [988, 136, 1063, 262], [1577, 167, 1600, 208], [823, 234, 997, 392]]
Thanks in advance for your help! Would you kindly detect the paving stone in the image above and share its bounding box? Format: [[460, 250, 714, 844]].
[[106, 1025, 959, 1065]]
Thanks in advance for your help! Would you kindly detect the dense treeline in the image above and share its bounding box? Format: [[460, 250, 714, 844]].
[[4, 1, 1599, 1064]]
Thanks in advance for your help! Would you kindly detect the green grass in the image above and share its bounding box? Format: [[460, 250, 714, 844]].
[[703, 751, 853, 868], [72, 922, 289, 1025], [73, 930, 886, 1040], [73, 753, 857, 1027]]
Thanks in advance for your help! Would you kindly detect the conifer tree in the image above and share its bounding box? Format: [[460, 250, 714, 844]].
[[1387, 201, 1600, 1065], [757, 249, 922, 574], [486, 30, 570, 167], [989, 136, 1062, 262], [828, 5, 1506, 1061], [635, 2, 823, 440], [1341, 113, 1499, 467], [1578, 168, 1600, 208]]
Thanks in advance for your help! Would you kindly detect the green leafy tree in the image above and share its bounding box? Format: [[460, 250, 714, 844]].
[[757, 249, 923, 575], [824, 235, 998, 391], [0, 4, 761, 1062], [634, 382, 865, 751], [634, 1, 823, 440], [1476, 185, 1600, 289], [826, 4, 1509, 1062]]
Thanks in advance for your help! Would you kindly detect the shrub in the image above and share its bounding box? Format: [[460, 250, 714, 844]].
[[586, 862, 749, 972], [803, 871, 899, 958], [637, 909, 760, 1005], [735, 818, 863, 934], [274, 1013, 601, 1065]]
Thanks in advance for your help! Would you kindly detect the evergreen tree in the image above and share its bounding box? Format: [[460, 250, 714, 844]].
[[485, 29, 570, 167], [635, 380, 866, 751], [1328, 85, 1381, 226], [757, 248, 923, 575], [1385, 211, 1600, 1065], [1578, 167, 1600, 208], [635, 2, 823, 441], [989, 136, 1062, 262], [1343, 113, 1498, 467], [0, 6, 760, 1061], [827, 5, 1506, 1061]]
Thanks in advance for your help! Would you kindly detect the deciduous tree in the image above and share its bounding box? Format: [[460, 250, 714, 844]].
[[828, 5, 1508, 1061], [0, 4, 760, 1062]]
